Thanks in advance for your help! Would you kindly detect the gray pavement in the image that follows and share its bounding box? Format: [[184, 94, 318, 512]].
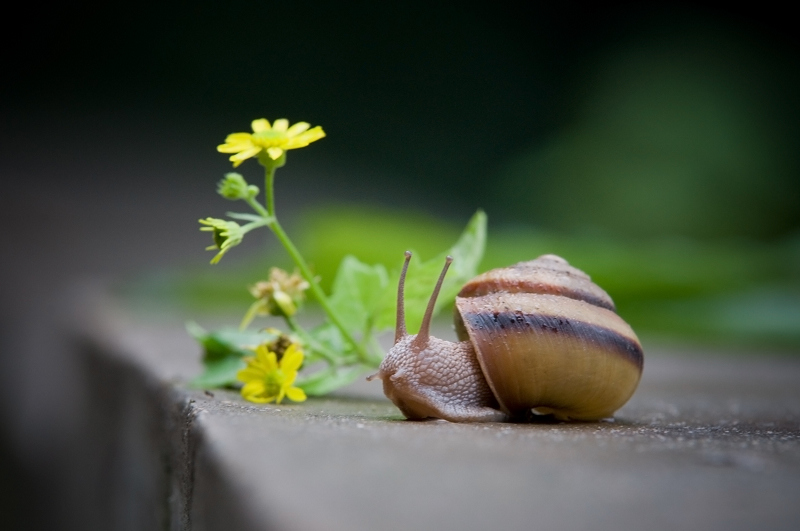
[[72, 290, 800, 531]]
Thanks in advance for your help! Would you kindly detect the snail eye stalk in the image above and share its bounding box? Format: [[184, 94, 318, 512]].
[[412, 255, 453, 349], [394, 251, 413, 344]]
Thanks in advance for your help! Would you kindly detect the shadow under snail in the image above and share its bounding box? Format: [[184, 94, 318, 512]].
[[368, 252, 644, 422]]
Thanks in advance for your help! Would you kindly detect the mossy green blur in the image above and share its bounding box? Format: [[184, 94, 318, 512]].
[[144, 206, 800, 350]]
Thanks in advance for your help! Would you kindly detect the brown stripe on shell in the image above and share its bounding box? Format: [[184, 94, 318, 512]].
[[455, 292, 643, 371], [458, 310, 643, 371], [458, 254, 616, 312]]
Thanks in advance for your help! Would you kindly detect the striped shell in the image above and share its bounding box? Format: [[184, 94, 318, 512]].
[[454, 254, 643, 420]]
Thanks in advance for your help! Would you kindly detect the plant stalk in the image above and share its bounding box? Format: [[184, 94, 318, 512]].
[[261, 164, 372, 364], [284, 315, 338, 365]]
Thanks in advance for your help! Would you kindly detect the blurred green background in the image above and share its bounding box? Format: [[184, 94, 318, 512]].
[[5, 2, 798, 349]]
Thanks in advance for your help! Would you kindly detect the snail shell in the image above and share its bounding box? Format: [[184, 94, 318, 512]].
[[454, 255, 643, 420], [369, 253, 644, 422]]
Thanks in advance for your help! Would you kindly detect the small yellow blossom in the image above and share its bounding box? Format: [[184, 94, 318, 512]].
[[199, 218, 243, 264], [237, 343, 307, 404], [217, 118, 326, 168]]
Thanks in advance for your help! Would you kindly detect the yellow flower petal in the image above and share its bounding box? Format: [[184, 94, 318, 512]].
[[284, 126, 326, 149], [280, 346, 304, 372], [230, 146, 262, 162], [236, 367, 266, 383], [272, 118, 289, 132], [254, 350, 268, 366], [256, 350, 279, 372], [225, 132, 253, 143], [266, 147, 284, 160], [246, 396, 271, 404], [217, 142, 252, 153], [242, 381, 275, 404], [286, 122, 310, 136], [251, 119, 270, 132], [241, 379, 265, 393], [286, 386, 307, 402]]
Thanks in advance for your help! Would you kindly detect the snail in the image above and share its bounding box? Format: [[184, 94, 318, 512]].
[[367, 252, 643, 422]]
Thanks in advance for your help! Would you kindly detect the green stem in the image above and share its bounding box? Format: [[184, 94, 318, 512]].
[[284, 315, 338, 365], [269, 219, 370, 363], [240, 217, 270, 233], [245, 196, 269, 219], [260, 163, 372, 364], [265, 165, 276, 217], [283, 316, 341, 366]]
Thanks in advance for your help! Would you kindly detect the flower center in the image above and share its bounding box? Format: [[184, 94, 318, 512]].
[[252, 130, 287, 148], [263, 369, 286, 397]]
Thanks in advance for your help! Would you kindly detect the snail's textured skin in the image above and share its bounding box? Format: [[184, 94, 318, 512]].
[[375, 253, 644, 422], [378, 335, 506, 422]]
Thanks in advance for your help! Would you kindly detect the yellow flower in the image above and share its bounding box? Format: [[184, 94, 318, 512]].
[[237, 343, 307, 404], [217, 118, 326, 168]]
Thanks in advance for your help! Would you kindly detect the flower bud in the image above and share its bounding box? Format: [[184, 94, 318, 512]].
[[217, 172, 259, 200], [240, 268, 310, 326], [199, 218, 244, 263], [271, 290, 297, 317]]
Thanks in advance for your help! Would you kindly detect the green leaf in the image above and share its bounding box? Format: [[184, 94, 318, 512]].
[[187, 322, 277, 388], [327, 255, 389, 334], [308, 322, 347, 354], [190, 356, 247, 389], [297, 365, 369, 396], [374, 209, 487, 332]]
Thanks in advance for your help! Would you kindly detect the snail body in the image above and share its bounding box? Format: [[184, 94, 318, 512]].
[[368, 253, 643, 422]]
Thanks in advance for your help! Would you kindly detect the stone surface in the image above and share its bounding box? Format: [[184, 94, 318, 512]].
[[70, 291, 800, 531]]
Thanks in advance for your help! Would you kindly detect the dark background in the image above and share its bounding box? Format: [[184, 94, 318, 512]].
[[4, 2, 799, 235], [1, 2, 798, 529]]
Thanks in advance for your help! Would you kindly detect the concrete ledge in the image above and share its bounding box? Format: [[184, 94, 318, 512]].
[[70, 291, 800, 531]]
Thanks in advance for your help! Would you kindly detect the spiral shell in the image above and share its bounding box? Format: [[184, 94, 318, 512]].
[[454, 254, 643, 420]]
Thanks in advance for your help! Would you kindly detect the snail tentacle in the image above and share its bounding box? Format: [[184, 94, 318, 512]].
[[394, 250, 413, 344], [411, 255, 453, 350]]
